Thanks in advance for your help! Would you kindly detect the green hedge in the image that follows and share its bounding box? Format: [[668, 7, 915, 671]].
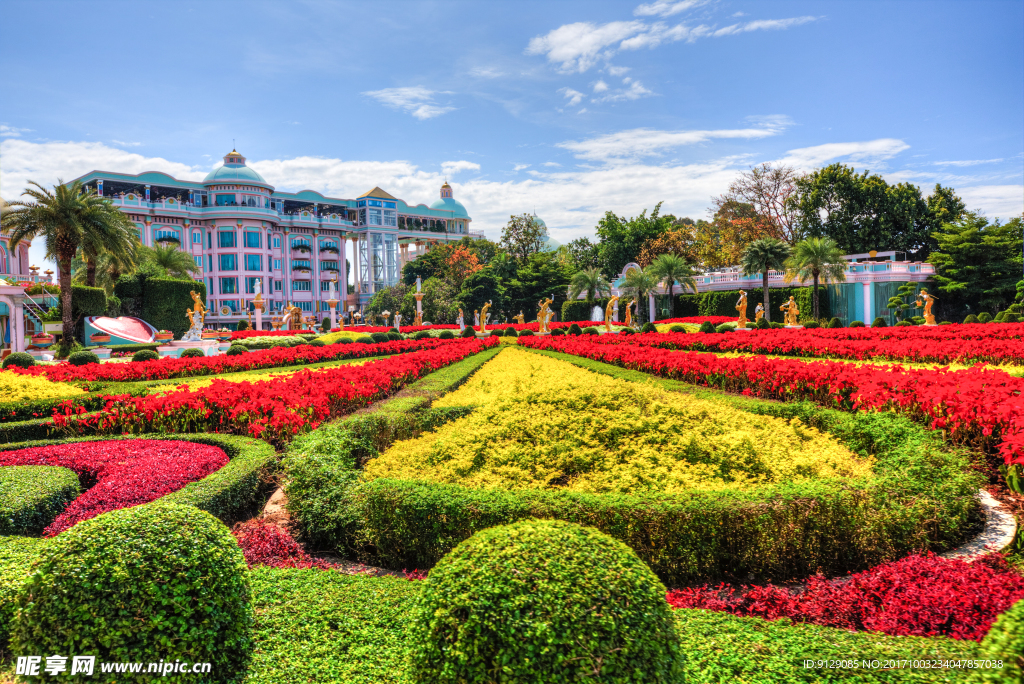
[[115, 274, 206, 339], [0, 466, 79, 535], [677, 286, 830, 322], [561, 298, 612, 323], [71, 285, 107, 342], [0, 537, 49, 661], [0, 416, 77, 444]]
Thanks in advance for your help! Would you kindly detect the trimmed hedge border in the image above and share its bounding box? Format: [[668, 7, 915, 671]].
[[0, 466, 79, 535], [289, 347, 981, 585]]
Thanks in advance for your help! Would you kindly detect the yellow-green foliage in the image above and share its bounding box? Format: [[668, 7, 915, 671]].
[[319, 330, 372, 343], [366, 348, 873, 494], [0, 372, 85, 404]]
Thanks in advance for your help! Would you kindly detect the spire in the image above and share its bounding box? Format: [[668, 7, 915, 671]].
[[440, 179, 453, 199]]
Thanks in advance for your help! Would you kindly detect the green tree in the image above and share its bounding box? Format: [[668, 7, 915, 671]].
[[457, 269, 508, 322], [885, 282, 921, 322], [567, 267, 611, 304], [566, 237, 600, 271], [140, 244, 200, 279], [501, 213, 547, 264], [79, 214, 140, 288], [71, 249, 138, 294], [647, 253, 697, 318], [366, 283, 414, 322], [401, 244, 451, 286], [507, 251, 574, 322], [740, 238, 791, 323], [620, 266, 659, 325], [406, 276, 460, 324], [928, 213, 1023, 317], [783, 237, 847, 320], [921, 183, 967, 253], [596, 202, 670, 276], [2, 180, 132, 348]]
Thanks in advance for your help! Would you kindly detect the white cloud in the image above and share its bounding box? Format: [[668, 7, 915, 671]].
[[713, 16, 818, 37], [513, 164, 531, 172], [593, 80, 653, 102], [619, 22, 712, 50], [0, 125, 31, 138], [779, 138, 910, 169], [634, 0, 707, 17], [559, 125, 783, 162], [559, 87, 586, 106], [441, 160, 481, 175], [732, 11, 747, 18], [111, 140, 141, 147], [469, 66, 503, 78], [933, 158, 1004, 167], [543, 162, 562, 167], [362, 86, 455, 120], [525, 21, 645, 73], [593, 80, 609, 93], [607, 65, 631, 76], [957, 185, 1024, 219]]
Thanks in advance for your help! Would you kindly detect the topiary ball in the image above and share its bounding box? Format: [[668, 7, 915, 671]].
[[11, 503, 252, 681], [698, 321, 716, 334], [518, 330, 534, 337], [640, 322, 658, 334], [715, 323, 732, 333], [461, 327, 476, 338], [618, 327, 634, 335], [439, 330, 455, 340], [964, 314, 980, 324], [504, 327, 517, 338], [388, 327, 400, 334], [236, 320, 249, 331], [871, 317, 888, 328], [582, 326, 598, 335], [803, 321, 820, 329], [849, 320, 865, 328], [180, 347, 205, 358], [335, 337, 354, 344], [770, 321, 785, 329], [978, 312, 994, 323], [567, 323, 583, 336], [371, 332, 390, 343], [67, 351, 100, 366], [355, 336, 374, 344], [414, 330, 431, 341], [408, 519, 681, 684], [828, 317, 842, 328], [226, 345, 247, 356], [321, 319, 332, 332], [490, 329, 505, 337], [895, 320, 912, 327], [669, 325, 685, 333], [132, 349, 160, 362], [550, 328, 565, 336], [2, 352, 35, 369], [970, 597, 1024, 683], [307, 338, 326, 347], [755, 318, 770, 330], [386, 332, 402, 342]]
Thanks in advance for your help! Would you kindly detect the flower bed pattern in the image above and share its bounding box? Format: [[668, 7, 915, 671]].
[[232, 519, 329, 569], [666, 553, 1024, 642], [0, 373, 85, 405], [517, 335, 1024, 465], [0, 440, 228, 536]]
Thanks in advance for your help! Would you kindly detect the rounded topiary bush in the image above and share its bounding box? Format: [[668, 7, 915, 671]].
[[640, 322, 658, 334], [803, 321, 820, 329], [849, 320, 865, 328], [321, 319, 331, 333], [582, 326, 598, 335], [715, 323, 733, 333], [460, 327, 476, 338], [828, 317, 842, 328], [518, 330, 534, 337], [388, 327, 400, 334], [2, 351, 35, 369], [770, 321, 785, 329], [755, 317, 770, 330], [490, 328, 505, 337], [67, 351, 99, 366], [567, 323, 583, 336], [504, 326, 517, 337], [235, 320, 249, 331], [978, 312, 994, 323], [550, 328, 565, 336], [408, 519, 681, 684], [335, 337, 354, 344], [970, 597, 1024, 683], [895, 320, 912, 327], [669, 324, 685, 333], [964, 314, 980, 324], [307, 338, 325, 347], [132, 349, 160, 362], [355, 336, 374, 344], [180, 347, 205, 358], [11, 503, 252, 681], [386, 332, 402, 342], [871, 317, 888, 328], [226, 345, 247, 356], [618, 327, 634, 335], [439, 330, 455, 340], [414, 330, 431, 341], [371, 332, 390, 343], [698, 321, 716, 334]]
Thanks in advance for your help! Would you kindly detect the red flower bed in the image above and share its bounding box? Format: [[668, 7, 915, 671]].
[[517, 335, 1024, 464], [0, 440, 228, 536], [10, 337, 454, 384], [53, 338, 498, 445], [590, 323, 1024, 366], [232, 519, 330, 569], [666, 553, 1024, 641]]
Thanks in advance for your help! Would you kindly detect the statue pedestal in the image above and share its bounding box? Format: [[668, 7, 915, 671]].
[[92, 347, 112, 359], [159, 340, 221, 358], [255, 309, 263, 332], [784, 325, 804, 329], [733, 327, 753, 332]]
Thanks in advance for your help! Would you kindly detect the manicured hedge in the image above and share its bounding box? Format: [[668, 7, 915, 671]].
[[0, 416, 75, 444], [71, 285, 107, 342], [677, 286, 830, 322], [561, 298, 612, 323], [0, 465, 79, 534], [116, 274, 207, 339], [0, 537, 49, 659]]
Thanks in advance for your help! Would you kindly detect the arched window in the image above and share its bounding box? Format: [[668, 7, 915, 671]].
[[0, 246, 8, 274]]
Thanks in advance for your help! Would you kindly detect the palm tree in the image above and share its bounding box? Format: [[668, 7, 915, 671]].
[[648, 253, 697, 318], [72, 249, 139, 294], [740, 238, 791, 323], [80, 216, 140, 288], [568, 267, 611, 304], [141, 243, 201, 279], [621, 266, 659, 325], [784, 237, 847, 319], [2, 180, 135, 347]]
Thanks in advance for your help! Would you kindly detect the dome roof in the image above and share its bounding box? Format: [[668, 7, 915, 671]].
[[532, 214, 548, 229], [429, 196, 470, 218], [203, 150, 272, 187]]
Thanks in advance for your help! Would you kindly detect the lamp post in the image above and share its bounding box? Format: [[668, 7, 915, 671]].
[[414, 276, 424, 326], [326, 275, 340, 330]]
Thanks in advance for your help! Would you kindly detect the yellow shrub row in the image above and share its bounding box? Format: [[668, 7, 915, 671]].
[[366, 348, 873, 494], [0, 371, 85, 404]]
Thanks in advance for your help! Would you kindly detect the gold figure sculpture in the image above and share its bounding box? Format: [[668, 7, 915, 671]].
[[479, 300, 492, 333], [285, 302, 303, 330], [736, 290, 748, 327], [624, 298, 637, 329], [780, 296, 800, 327], [605, 295, 620, 332], [754, 303, 764, 323], [537, 298, 554, 334], [414, 310, 423, 327], [513, 311, 525, 325], [915, 289, 938, 325], [185, 290, 207, 327]]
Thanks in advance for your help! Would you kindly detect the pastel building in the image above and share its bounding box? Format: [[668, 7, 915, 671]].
[[70, 150, 479, 325]]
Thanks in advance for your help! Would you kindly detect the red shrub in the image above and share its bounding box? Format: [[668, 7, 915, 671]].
[[232, 519, 330, 569], [0, 440, 228, 536], [666, 553, 1024, 641]]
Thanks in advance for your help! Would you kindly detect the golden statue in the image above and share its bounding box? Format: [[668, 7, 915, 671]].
[[754, 303, 764, 323], [624, 298, 636, 329], [537, 298, 553, 334], [780, 296, 799, 327], [915, 289, 938, 325], [736, 290, 748, 327], [479, 300, 492, 333], [604, 295, 619, 332], [284, 302, 303, 330], [414, 310, 423, 327], [513, 311, 526, 325], [185, 290, 207, 327]]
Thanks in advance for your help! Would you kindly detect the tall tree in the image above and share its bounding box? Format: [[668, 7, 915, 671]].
[[566, 237, 601, 271], [620, 266, 659, 325], [71, 249, 138, 294], [79, 214, 140, 288], [141, 244, 201, 279], [501, 213, 547, 264], [740, 238, 791, 323], [2, 180, 133, 348], [596, 202, 670, 276], [401, 243, 452, 285], [443, 245, 482, 290], [783, 237, 847, 320], [507, 251, 574, 322], [567, 267, 611, 304], [648, 253, 697, 318], [929, 213, 1023, 317], [457, 269, 508, 320], [715, 163, 800, 244]]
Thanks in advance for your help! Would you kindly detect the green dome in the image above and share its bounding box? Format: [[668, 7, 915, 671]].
[[532, 214, 547, 229], [429, 196, 470, 218], [204, 163, 269, 185]]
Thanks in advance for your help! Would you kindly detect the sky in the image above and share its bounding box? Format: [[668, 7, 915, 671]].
[[1, 0, 1022, 270]]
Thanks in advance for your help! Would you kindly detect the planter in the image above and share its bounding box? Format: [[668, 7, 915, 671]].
[[90, 334, 112, 345], [31, 334, 55, 348], [155, 332, 174, 342], [201, 331, 220, 340], [218, 333, 232, 341]]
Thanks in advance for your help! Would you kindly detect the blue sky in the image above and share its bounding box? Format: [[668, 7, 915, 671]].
[[2, 0, 1021, 269]]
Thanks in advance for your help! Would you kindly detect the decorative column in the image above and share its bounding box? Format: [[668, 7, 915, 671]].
[[351, 236, 361, 305], [145, 184, 151, 202], [648, 293, 656, 324], [340, 233, 348, 314], [414, 277, 424, 326], [863, 282, 873, 324], [283, 229, 291, 307], [327, 277, 339, 330], [13, 299, 25, 353], [312, 229, 321, 317]]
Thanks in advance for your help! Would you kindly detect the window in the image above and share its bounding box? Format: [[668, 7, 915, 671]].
[[219, 254, 237, 271], [222, 299, 238, 312], [218, 231, 236, 248], [292, 280, 312, 291], [246, 277, 262, 294], [383, 210, 397, 227], [368, 208, 382, 226], [273, 259, 281, 270], [291, 259, 311, 270], [320, 261, 338, 271], [207, 255, 213, 272], [192, 231, 202, 244], [297, 301, 313, 311], [274, 280, 282, 291], [219, 277, 238, 294], [244, 254, 262, 271], [208, 278, 214, 297], [244, 231, 261, 248], [273, 236, 281, 248], [208, 231, 212, 249], [193, 256, 203, 271], [215, 194, 235, 206], [358, 208, 366, 225], [320, 280, 337, 292]]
